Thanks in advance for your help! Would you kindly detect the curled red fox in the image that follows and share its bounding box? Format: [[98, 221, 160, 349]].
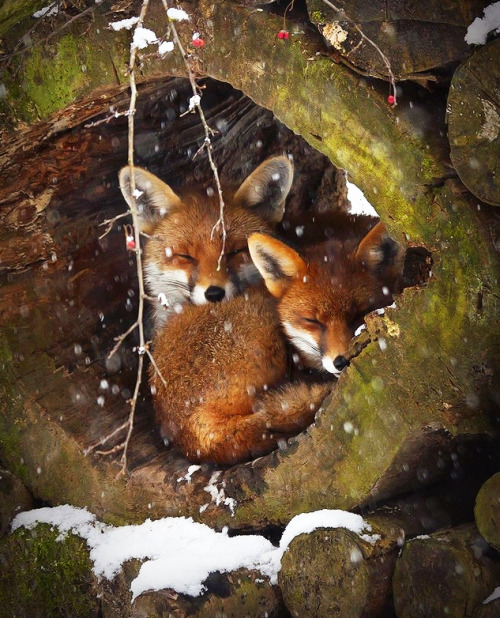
[[119, 156, 293, 330], [152, 220, 404, 465]]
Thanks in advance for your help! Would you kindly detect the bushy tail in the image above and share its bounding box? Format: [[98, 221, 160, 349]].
[[180, 381, 332, 465]]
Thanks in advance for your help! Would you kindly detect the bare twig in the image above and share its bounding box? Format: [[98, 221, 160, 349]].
[[83, 420, 129, 456], [98, 211, 132, 240], [147, 348, 167, 387], [86, 0, 152, 477], [320, 0, 397, 104], [163, 0, 227, 269]]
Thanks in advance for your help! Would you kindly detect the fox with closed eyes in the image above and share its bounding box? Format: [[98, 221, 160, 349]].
[[119, 156, 293, 330]]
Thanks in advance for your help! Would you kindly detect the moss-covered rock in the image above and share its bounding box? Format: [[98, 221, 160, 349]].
[[475, 472, 500, 551], [132, 569, 283, 618], [0, 524, 98, 618]]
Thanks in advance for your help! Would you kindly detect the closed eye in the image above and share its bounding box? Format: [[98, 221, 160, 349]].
[[226, 247, 248, 258], [302, 317, 324, 328], [172, 253, 197, 265]]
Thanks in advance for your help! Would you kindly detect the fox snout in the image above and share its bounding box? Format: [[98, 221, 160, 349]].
[[204, 285, 226, 303], [322, 354, 350, 376]]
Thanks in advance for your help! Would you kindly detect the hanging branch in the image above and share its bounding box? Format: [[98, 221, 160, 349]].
[[85, 0, 151, 476], [162, 0, 227, 269]]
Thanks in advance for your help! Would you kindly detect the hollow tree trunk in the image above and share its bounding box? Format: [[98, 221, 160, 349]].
[[0, 0, 499, 530]]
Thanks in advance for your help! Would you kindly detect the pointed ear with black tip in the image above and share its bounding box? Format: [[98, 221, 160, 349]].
[[234, 156, 293, 223], [355, 222, 405, 286], [248, 233, 307, 298], [119, 167, 182, 235]]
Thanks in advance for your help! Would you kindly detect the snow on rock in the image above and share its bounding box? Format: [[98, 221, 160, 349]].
[[346, 180, 379, 217], [12, 505, 375, 601], [465, 2, 500, 45]]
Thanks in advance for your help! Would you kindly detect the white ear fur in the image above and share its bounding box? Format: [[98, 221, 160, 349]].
[[248, 232, 306, 298], [118, 167, 181, 233], [234, 156, 293, 223]]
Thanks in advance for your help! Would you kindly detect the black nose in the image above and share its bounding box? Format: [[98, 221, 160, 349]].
[[205, 286, 225, 302], [333, 355, 350, 371]]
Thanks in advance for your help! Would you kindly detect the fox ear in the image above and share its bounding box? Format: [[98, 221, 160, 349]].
[[234, 156, 293, 223], [119, 167, 182, 234], [248, 233, 306, 298], [355, 221, 405, 281]]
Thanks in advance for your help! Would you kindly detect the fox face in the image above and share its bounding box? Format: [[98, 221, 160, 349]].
[[119, 156, 293, 330], [249, 222, 405, 377]]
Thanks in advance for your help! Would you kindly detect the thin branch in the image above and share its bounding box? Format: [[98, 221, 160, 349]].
[[99, 211, 131, 240], [83, 420, 129, 456], [107, 320, 139, 360], [147, 348, 167, 387], [163, 0, 227, 269], [320, 0, 397, 104]]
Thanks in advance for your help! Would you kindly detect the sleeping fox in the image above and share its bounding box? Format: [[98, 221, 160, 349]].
[[119, 156, 293, 329], [151, 220, 405, 465]]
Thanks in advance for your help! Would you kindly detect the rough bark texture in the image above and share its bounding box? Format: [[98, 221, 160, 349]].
[[392, 523, 500, 618], [0, 0, 498, 531], [448, 38, 500, 206]]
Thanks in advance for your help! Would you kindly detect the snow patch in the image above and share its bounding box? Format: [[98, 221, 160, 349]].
[[33, 3, 59, 18], [465, 2, 500, 44], [167, 7, 190, 21], [346, 180, 378, 217], [12, 505, 375, 601], [483, 586, 500, 605], [109, 17, 140, 31], [132, 27, 158, 50]]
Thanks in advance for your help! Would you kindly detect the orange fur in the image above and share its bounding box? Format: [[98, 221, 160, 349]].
[[152, 219, 405, 465]]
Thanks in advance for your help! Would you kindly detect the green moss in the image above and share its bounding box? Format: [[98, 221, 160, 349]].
[[0, 524, 97, 618], [20, 35, 86, 120], [0, 0, 47, 37], [310, 10, 326, 23]]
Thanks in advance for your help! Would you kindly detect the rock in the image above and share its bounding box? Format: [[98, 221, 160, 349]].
[[392, 523, 500, 618], [475, 471, 500, 551], [448, 38, 500, 206], [0, 468, 33, 537], [132, 570, 284, 617]]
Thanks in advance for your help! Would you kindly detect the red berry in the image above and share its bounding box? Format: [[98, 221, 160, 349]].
[[387, 94, 395, 105], [126, 236, 136, 250], [277, 30, 289, 40], [192, 37, 205, 48]]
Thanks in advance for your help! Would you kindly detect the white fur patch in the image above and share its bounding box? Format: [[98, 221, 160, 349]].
[[144, 263, 190, 329], [192, 284, 207, 305], [282, 321, 322, 369], [322, 357, 342, 377]]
